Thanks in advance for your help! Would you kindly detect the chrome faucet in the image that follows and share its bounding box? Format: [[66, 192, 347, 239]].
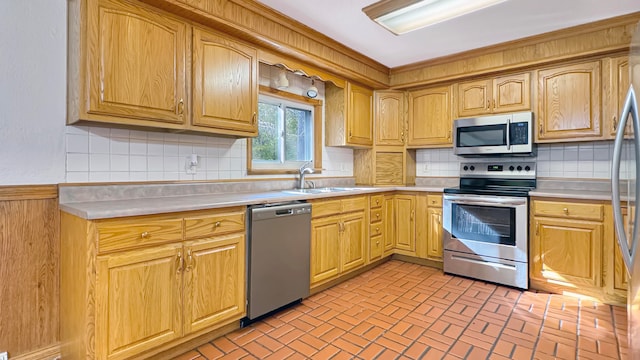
[[297, 160, 314, 189]]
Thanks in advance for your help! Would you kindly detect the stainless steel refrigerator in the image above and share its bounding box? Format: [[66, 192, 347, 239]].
[[612, 21, 640, 360]]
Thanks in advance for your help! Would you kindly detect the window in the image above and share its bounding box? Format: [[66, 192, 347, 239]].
[[248, 89, 322, 174]]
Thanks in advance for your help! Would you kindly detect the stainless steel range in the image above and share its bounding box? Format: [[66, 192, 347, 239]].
[[443, 161, 536, 289]]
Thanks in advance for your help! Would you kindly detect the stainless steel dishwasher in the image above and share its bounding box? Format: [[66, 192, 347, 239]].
[[244, 201, 311, 325]]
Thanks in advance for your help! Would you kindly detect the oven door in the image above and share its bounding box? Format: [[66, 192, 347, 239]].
[[443, 193, 528, 263]]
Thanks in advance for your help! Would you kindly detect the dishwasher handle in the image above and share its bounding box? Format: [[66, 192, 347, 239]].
[[250, 202, 312, 221]]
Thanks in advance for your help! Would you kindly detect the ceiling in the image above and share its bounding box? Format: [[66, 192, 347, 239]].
[[256, 0, 640, 68]]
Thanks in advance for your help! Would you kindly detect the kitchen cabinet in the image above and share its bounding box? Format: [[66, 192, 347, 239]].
[[535, 60, 602, 142], [606, 55, 633, 138], [353, 148, 416, 186], [191, 27, 258, 136], [530, 198, 616, 303], [60, 207, 246, 360], [368, 194, 385, 262], [610, 205, 631, 302], [326, 82, 374, 147], [68, 0, 188, 129], [383, 195, 396, 256], [455, 73, 531, 117], [374, 91, 406, 146], [309, 196, 367, 288], [68, 0, 259, 137], [426, 195, 444, 261], [394, 193, 416, 256], [407, 86, 453, 148]]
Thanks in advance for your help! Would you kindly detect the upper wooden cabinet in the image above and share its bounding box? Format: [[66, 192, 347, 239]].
[[68, 0, 259, 137], [407, 86, 453, 148], [605, 56, 632, 138], [374, 91, 405, 146], [326, 82, 374, 148], [68, 0, 188, 128], [455, 73, 531, 117], [191, 27, 258, 136], [535, 60, 602, 142]]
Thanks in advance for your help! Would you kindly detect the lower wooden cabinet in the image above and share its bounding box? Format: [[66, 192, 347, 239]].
[[530, 198, 623, 304], [309, 196, 367, 288], [394, 193, 416, 255], [368, 195, 385, 262], [61, 207, 246, 360], [426, 196, 443, 261]]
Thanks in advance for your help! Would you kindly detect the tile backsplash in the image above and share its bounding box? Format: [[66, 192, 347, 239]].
[[65, 126, 353, 183], [416, 141, 615, 179]]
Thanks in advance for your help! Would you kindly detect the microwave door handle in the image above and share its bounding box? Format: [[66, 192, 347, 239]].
[[506, 118, 511, 150]]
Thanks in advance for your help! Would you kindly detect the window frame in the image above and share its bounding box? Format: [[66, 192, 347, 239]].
[[247, 85, 323, 175]]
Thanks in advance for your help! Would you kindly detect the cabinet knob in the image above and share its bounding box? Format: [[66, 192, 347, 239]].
[[214, 221, 222, 228], [376, 199, 380, 205], [563, 207, 569, 215], [376, 241, 380, 245], [141, 231, 150, 239], [376, 227, 380, 232], [376, 213, 380, 218]]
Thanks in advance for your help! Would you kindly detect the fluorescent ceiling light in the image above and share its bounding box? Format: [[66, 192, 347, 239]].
[[363, 0, 508, 35]]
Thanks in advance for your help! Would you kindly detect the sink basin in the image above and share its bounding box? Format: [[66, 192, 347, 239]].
[[281, 187, 374, 195]]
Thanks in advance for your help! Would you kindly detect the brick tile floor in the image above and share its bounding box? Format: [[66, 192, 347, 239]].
[[173, 260, 628, 359]]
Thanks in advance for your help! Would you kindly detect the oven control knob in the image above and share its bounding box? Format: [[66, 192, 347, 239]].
[[469, 166, 475, 171], [509, 165, 515, 171], [525, 165, 531, 171], [517, 166, 523, 171], [463, 166, 469, 171]]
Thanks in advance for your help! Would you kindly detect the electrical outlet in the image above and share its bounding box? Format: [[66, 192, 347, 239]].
[[0, 351, 8, 360]]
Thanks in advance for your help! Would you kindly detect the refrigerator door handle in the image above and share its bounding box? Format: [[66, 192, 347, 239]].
[[612, 84, 640, 273]]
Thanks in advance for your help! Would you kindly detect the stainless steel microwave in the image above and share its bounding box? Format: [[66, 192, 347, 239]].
[[453, 112, 534, 156]]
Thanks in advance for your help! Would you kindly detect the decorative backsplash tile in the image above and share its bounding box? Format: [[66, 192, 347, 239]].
[[416, 141, 616, 179]]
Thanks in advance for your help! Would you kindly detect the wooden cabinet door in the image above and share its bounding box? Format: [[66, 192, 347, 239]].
[[394, 195, 416, 254], [192, 27, 258, 136], [608, 56, 632, 138], [375, 91, 405, 146], [427, 207, 443, 261], [310, 216, 342, 284], [183, 233, 245, 335], [383, 195, 395, 255], [537, 61, 602, 141], [87, 0, 187, 125], [341, 212, 366, 273], [347, 83, 374, 146], [95, 244, 183, 360], [614, 209, 631, 291], [493, 73, 531, 113], [408, 86, 452, 147], [375, 151, 405, 185], [531, 217, 603, 288], [456, 79, 492, 117]]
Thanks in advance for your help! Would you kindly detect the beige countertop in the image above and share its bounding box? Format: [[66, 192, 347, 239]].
[[60, 185, 447, 220]]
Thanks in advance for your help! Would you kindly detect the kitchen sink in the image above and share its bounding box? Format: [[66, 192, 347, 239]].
[[281, 187, 375, 195]]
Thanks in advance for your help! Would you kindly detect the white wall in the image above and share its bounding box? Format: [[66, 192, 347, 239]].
[[0, 1, 67, 185]]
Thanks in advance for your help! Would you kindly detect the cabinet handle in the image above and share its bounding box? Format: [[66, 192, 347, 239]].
[[612, 116, 618, 132], [411, 210, 415, 221], [214, 221, 221, 228], [178, 99, 184, 115], [176, 251, 184, 274], [486, 100, 490, 109], [539, 123, 543, 135], [376, 227, 380, 232], [141, 231, 150, 239], [563, 207, 569, 215], [376, 199, 380, 205], [185, 249, 194, 272], [535, 222, 539, 236], [349, 130, 353, 138], [492, 99, 496, 109], [252, 112, 257, 125], [448, 130, 452, 141], [376, 213, 380, 218]]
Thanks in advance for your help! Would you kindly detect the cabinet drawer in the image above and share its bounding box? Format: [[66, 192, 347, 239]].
[[184, 211, 245, 239], [97, 218, 183, 253], [370, 209, 383, 223], [370, 235, 383, 260], [370, 195, 384, 209], [311, 199, 342, 218], [370, 223, 383, 237], [533, 200, 603, 221], [427, 194, 442, 207], [342, 196, 367, 213]]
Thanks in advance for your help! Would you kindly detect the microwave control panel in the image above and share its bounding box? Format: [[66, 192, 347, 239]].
[[509, 122, 529, 145]]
